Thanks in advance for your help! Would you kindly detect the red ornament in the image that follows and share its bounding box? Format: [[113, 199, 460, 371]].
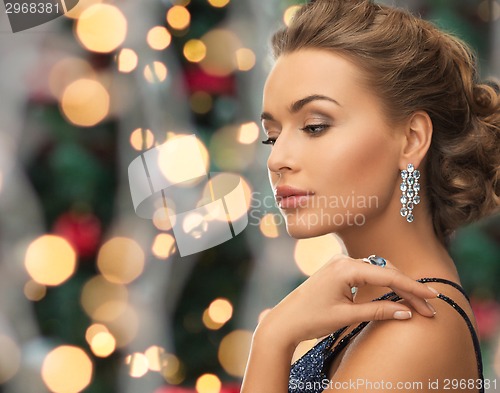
[[53, 210, 102, 258], [184, 65, 236, 95]]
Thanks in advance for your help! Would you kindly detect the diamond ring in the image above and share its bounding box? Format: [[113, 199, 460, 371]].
[[351, 255, 388, 295], [362, 255, 387, 268]]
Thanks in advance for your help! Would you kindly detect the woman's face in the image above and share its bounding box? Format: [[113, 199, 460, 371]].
[[261, 49, 403, 238]]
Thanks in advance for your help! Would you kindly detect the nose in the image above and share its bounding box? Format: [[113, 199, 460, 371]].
[[266, 130, 297, 176]]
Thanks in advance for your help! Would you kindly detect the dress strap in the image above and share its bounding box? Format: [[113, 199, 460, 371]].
[[322, 278, 484, 393], [417, 277, 470, 302]]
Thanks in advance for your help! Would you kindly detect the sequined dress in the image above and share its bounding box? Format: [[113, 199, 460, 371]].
[[288, 278, 484, 393]]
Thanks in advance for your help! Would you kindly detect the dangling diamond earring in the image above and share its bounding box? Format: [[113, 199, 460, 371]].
[[400, 163, 421, 223]]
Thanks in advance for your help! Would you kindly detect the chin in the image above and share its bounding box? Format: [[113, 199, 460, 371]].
[[284, 221, 337, 239]]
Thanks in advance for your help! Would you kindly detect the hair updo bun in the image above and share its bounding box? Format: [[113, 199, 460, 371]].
[[271, 0, 500, 243]]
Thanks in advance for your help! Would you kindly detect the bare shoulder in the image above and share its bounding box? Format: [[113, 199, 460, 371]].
[[326, 283, 480, 392]]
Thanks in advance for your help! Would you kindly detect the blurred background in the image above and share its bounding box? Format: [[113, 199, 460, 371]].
[[0, 0, 498, 392]]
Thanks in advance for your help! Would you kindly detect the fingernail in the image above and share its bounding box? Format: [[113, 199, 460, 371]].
[[426, 300, 437, 315], [427, 286, 440, 297], [394, 311, 412, 320]]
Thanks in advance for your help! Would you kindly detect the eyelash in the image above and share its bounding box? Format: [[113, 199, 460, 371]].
[[300, 124, 330, 135], [261, 124, 330, 145]]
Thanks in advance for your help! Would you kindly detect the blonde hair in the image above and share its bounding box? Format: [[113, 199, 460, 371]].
[[272, 0, 500, 243]]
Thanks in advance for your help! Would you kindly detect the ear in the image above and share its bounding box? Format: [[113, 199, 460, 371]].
[[399, 111, 433, 170]]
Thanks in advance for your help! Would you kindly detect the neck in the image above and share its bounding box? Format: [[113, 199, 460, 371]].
[[337, 195, 459, 303]]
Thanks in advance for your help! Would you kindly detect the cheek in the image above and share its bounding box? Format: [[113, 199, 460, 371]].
[[319, 126, 398, 199]]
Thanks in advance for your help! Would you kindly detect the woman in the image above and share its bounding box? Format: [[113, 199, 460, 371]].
[[241, 0, 499, 392]]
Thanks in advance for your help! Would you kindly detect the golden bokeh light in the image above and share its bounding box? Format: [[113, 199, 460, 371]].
[[166, 6, 191, 30], [283, 5, 301, 26], [145, 346, 165, 372], [152, 233, 177, 259], [25, 235, 76, 286], [49, 57, 95, 99], [106, 304, 139, 347], [117, 48, 138, 73], [85, 323, 109, 344], [208, 298, 233, 324], [75, 4, 127, 53], [190, 91, 213, 114], [157, 134, 209, 185], [200, 29, 242, 76], [210, 125, 256, 170], [196, 373, 221, 393], [160, 353, 181, 379], [127, 353, 149, 378], [208, 0, 230, 7], [41, 346, 93, 393], [291, 339, 317, 363], [235, 48, 256, 71], [147, 26, 172, 50], [90, 332, 116, 358], [81, 275, 128, 321], [144, 61, 168, 83], [153, 206, 175, 230], [61, 78, 110, 127], [202, 309, 224, 330], [64, 0, 103, 19], [97, 237, 145, 284], [218, 330, 252, 377], [130, 128, 155, 151], [237, 122, 259, 144], [201, 173, 252, 221], [294, 234, 343, 276], [0, 335, 20, 384], [259, 213, 280, 238], [183, 39, 207, 63], [24, 280, 47, 301]]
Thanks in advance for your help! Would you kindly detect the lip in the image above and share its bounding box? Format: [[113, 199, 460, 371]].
[[274, 185, 315, 209]]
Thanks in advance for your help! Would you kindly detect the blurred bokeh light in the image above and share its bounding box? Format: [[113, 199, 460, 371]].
[[130, 128, 155, 151], [25, 235, 77, 286], [166, 6, 191, 30], [147, 26, 172, 51], [184, 39, 208, 63], [97, 237, 145, 284], [294, 234, 343, 276], [75, 4, 127, 53], [144, 61, 168, 83], [117, 48, 139, 73], [218, 330, 252, 377], [195, 373, 222, 393], [41, 346, 93, 393], [60, 78, 110, 127]]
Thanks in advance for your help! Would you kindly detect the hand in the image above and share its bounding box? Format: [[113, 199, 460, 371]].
[[256, 254, 439, 349]]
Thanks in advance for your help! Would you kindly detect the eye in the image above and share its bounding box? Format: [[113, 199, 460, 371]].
[[300, 124, 330, 135], [261, 138, 276, 145]]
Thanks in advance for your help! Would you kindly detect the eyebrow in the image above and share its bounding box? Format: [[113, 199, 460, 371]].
[[260, 94, 341, 121]]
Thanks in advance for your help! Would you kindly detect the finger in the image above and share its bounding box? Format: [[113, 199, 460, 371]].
[[346, 300, 415, 323], [352, 261, 439, 301], [390, 287, 437, 317], [360, 258, 437, 317]]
